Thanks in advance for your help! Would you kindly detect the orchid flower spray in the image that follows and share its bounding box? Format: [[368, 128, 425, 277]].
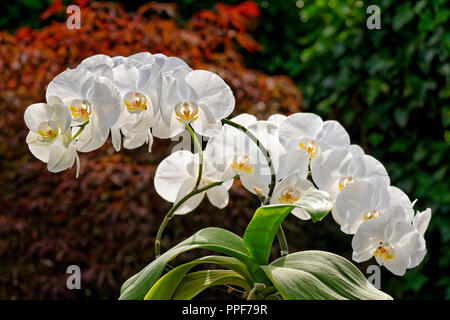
[[24, 52, 431, 300]]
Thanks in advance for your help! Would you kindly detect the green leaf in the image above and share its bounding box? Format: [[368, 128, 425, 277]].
[[119, 227, 260, 300], [243, 205, 294, 265], [295, 188, 333, 222], [261, 251, 393, 300], [172, 270, 250, 300], [144, 255, 253, 300], [243, 189, 333, 265]]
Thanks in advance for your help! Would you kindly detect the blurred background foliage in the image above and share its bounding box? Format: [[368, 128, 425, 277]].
[[0, 0, 448, 299]]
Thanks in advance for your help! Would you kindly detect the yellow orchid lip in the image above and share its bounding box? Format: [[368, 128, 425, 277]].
[[374, 243, 394, 261], [70, 100, 92, 122], [278, 188, 300, 204], [299, 140, 320, 158], [37, 121, 58, 143], [175, 101, 199, 123], [230, 154, 253, 174], [124, 92, 148, 114], [363, 209, 380, 221], [338, 176, 355, 191]]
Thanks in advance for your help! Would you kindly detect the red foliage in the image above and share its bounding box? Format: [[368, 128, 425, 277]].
[[0, 2, 302, 299], [40, 0, 63, 21]]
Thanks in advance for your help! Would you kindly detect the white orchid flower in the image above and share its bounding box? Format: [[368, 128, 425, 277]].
[[77, 53, 160, 152], [218, 113, 305, 186], [154, 150, 233, 215], [150, 54, 196, 139], [204, 115, 282, 196], [159, 69, 235, 137], [334, 179, 414, 234], [46, 67, 121, 152], [24, 99, 79, 176], [278, 113, 350, 166], [311, 148, 390, 201], [235, 113, 309, 181], [270, 172, 315, 220], [352, 207, 427, 276], [109, 61, 161, 152]]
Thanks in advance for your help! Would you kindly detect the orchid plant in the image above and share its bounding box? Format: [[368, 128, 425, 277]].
[[24, 52, 431, 300]]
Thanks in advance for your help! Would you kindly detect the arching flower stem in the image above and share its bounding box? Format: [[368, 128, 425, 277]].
[[185, 124, 203, 191], [221, 118, 289, 256], [154, 181, 224, 258]]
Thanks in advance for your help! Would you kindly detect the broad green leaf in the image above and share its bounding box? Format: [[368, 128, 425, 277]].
[[295, 188, 333, 222], [172, 270, 250, 300], [261, 251, 393, 300], [144, 255, 253, 300], [119, 227, 261, 300], [243, 205, 294, 265]]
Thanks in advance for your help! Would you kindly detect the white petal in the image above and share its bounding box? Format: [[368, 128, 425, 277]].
[[26, 131, 51, 163], [291, 207, 311, 220], [349, 144, 365, 156], [239, 162, 272, 196], [173, 177, 205, 215], [413, 208, 431, 235], [159, 75, 187, 125], [271, 174, 314, 203], [47, 134, 77, 173], [137, 63, 162, 116], [78, 54, 113, 70], [277, 149, 310, 181], [310, 149, 352, 192], [88, 64, 114, 78], [110, 126, 122, 152], [231, 113, 257, 127], [387, 186, 414, 221], [190, 109, 223, 137], [351, 216, 388, 262], [267, 114, 287, 127], [154, 150, 194, 203], [112, 63, 139, 93], [46, 68, 94, 103], [75, 152, 81, 178], [279, 113, 323, 148], [378, 250, 407, 275], [87, 76, 121, 129], [206, 184, 230, 209], [185, 70, 235, 123], [123, 129, 151, 150], [147, 131, 154, 153], [151, 112, 185, 139], [24, 103, 52, 132], [112, 56, 127, 67], [154, 54, 192, 77], [349, 155, 390, 186], [73, 112, 109, 152], [335, 181, 381, 234], [317, 120, 350, 151], [24, 102, 71, 133], [127, 52, 155, 65]]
